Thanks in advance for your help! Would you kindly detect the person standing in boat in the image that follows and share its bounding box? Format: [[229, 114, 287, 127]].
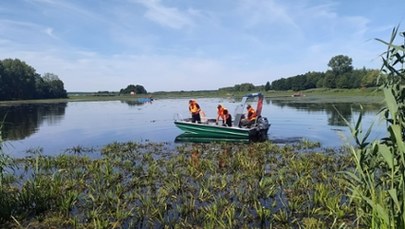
[[216, 104, 225, 125], [223, 108, 232, 127], [189, 99, 201, 123]]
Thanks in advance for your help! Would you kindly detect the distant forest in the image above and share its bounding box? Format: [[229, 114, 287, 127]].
[[218, 55, 379, 92], [0, 58, 67, 100], [267, 55, 379, 91], [1, 55, 381, 101]]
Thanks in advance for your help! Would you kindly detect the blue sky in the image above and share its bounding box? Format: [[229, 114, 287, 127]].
[[1, 0, 404, 92]]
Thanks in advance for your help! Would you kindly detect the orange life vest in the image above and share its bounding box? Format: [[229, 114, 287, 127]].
[[189, 102, 200, 114], [217, 107, 225, 120], [247, 107, 257, 121]]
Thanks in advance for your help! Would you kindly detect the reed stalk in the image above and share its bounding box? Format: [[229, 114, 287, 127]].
[[343, 26, 405, 228]]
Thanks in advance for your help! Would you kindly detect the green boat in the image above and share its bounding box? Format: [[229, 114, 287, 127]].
[[174, 93, 270, 141]]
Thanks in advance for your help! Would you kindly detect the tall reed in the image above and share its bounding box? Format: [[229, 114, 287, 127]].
[[0, 118, 4, 185], [0, 116, 17, 223], [343, 26, 405, 228]]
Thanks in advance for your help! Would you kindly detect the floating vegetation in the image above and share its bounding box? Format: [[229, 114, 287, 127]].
[[0, 140, 360, 228], [64, 145, 97, 155]]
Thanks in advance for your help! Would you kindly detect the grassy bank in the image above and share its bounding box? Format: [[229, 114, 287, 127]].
[[0, 88, 383, 105], [266, 88, 383, 104]]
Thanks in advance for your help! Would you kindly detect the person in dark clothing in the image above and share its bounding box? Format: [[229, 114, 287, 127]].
[[223, 108, 232, 127]]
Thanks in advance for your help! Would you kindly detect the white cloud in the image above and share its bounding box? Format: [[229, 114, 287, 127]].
[[134, 0, 195, 29], [44, 27, 57, 39], [237, 0, 298, 28], [0, 0, 403, 92]]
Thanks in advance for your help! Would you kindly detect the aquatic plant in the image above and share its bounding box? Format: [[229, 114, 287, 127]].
[[0, 140, 358, 228]]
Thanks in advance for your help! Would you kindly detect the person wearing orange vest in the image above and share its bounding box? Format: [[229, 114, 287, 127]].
[[241, 104, 257, 127], [216, 104, 225, 125], [246, 104, 257, 121], [189, 99, 201, 123]]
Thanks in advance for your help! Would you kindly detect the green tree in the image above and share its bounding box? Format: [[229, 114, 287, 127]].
[[0, 59, 38, 100], [328, 55, 353, 75], [233, 83, 255, 91], [304, 71, 324, 89], [271, 78, 290, 90], [0, 62, 5, 99], [240, 83, 255, 91], [264, 81, 271, 91], [316, 77, 324, 88], [120, 84, 147, 94], [42, 73, 67, 98], [0, 59, 67, 100], [290, 74, 306, 91], [360, 69, 379, 87], [335, 72, 351, 88], [323, 70, 336, 88], [323, 55, 354, 89]]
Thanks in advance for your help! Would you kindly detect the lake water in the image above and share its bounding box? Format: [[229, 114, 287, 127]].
[[0, 97, 386, 157]]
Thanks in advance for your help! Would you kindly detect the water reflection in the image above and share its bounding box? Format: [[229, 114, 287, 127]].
[[270, 100, 381, 126], [1, 98, 385, 157], [0, 103, 67, 140], [175, 133, 250, 143], [120, 98, 154, 106]]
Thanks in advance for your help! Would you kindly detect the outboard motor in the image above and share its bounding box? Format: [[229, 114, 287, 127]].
[[256, 116, 270, 131], [250, 116, 270, 142]]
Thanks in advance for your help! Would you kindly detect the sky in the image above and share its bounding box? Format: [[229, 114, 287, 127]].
[[0, 0, 404, 92]]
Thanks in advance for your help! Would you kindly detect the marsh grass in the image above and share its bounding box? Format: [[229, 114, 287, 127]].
[[0, 140, 359, 228], [0, 117, 18, 224]]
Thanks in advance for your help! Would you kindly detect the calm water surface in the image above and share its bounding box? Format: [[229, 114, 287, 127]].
[[1, 98, 385, 157]]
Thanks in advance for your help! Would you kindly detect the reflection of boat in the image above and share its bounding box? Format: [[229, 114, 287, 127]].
[[174, 93, 270, 141]]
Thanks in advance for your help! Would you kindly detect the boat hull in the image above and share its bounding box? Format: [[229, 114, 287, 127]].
[[174, 117, 269, 141], [174, 121, 251, 139]]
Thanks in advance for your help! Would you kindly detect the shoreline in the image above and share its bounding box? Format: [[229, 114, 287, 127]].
[[0, 88, 383, 105]]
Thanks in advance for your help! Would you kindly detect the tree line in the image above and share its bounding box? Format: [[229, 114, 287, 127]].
[[0, 58, 67, 100], [0, 58, 149, 100], [268, 55, 380, 91], [217, 55, 378, 93], [0, 55, 380, 100]]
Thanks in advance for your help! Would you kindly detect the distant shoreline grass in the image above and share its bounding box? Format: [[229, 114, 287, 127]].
[[0, 88, 383, 105]]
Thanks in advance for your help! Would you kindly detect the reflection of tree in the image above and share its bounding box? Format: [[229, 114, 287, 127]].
[[271, 100, 381, 126], [0, 103, 67, 140], [120, 99, 152, 107], [326, 104, 351, 126]]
